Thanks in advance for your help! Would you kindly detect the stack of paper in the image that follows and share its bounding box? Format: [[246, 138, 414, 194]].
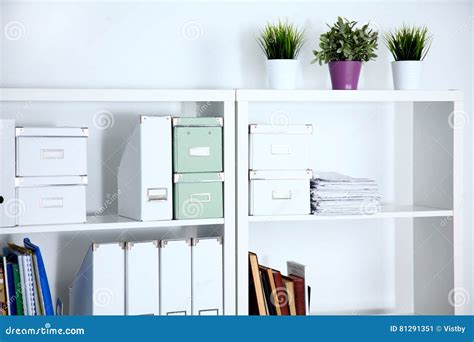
[[311, 172, 381, 215]]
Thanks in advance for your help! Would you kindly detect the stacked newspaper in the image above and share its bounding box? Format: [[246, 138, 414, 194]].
[[311, 172, 381, 215]]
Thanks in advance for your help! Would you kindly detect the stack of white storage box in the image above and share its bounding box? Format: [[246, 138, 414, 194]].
[[69, 237, 223, 316], [249, 124, 313, 216], [0, 121, 88, 227]]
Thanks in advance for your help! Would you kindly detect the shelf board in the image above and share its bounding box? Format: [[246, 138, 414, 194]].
[[0, 215, 224, 235], [0, 88, 235, 102], [0, 89, 463, 103], [236, 89, 463, 102], [249, 204, 453, 223]]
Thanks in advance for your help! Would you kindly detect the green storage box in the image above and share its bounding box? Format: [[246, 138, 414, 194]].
[[174, 172, 224, 220], [173, 117, 223, 173]]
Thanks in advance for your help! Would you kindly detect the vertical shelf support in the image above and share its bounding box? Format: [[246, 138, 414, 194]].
[[223, 100, 237, 315], [236, 101, 249, 315]]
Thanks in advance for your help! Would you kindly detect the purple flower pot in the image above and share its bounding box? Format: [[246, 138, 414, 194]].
[[328, 61, 362, 90]]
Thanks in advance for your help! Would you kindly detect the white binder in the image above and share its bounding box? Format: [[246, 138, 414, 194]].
[[192, 237, 223, 315], [160, 239, 192, 315], [125, 241, 159, 316], [118, 116, 173, 221], [69, 243, 125, 315], [0, 120, 16, 227]]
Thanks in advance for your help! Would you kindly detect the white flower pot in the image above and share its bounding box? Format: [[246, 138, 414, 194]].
[[266, 59, 298, 90], [391, 61, 423, 90]]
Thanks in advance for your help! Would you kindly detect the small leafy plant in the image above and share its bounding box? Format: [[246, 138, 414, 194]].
[[257, 20, 305, 59], [312, 17, 378, 65], [384, 25, 432, 61]]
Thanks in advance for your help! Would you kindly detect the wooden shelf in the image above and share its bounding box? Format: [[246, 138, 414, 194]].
[[236, 89, 463, 102], [0, 215, 225, 235], [248, 204, 453, 223]]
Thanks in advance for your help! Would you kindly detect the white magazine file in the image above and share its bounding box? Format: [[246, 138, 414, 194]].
[[69, 243, 125, 315], [160, 239, 192, 315], [118, 115, 173, 221], [125, 241, 160, 316], [192, 237, 223, 315]]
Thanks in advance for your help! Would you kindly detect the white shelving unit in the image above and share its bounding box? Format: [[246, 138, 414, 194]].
[[0, 88, 467, 317], [0, 88, 236, 315], [236, 89, 466, 315]]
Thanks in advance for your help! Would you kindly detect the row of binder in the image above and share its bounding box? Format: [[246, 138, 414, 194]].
[[69, 237, 223, 315], [1, 239, 54, 315]]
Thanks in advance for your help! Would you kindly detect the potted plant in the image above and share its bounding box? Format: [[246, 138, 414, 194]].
[[385, 25, 432, 90], [257, 20, 305, 89], [312, 17, 378, 90]]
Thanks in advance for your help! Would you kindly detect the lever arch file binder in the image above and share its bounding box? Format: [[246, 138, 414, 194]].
[[118, 115, 173, 221], [125, 241, 160, 316], [0, 120, 16, 227], [8, 244, 36, 315], [69, 243, 125, 315], [24, 238, 54, 315], [160, 239, 192, 315], [192, 237, 223, 315]]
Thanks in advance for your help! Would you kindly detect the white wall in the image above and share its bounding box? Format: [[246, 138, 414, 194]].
[[0, 0, 472, 314]]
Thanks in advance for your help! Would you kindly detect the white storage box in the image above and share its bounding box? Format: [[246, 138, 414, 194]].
[[16, 127, 88, 177], [16, 176, 87, 225], [249, 170, 312, 216], [118, 116, 173, 221], [249, 124, 312, 170]]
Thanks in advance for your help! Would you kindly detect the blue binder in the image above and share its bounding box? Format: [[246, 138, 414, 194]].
[[6, 263, 16, 315], [23, 238, 54, 315]]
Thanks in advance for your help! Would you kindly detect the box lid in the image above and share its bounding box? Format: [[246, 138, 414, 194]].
[[192, 237, 223, 246], [174, 172, 224, 183], [160, 238, 193, 248], [16, 127, 89, 137], [139, 115, 171, 124], [15, 175, 88, 187], [249, 124, 312, 135], [249, 170, 312, 180], [173, 117, 223, 127]]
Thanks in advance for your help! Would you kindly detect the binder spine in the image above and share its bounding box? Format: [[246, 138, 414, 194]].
[[25, 256, 37, 315]]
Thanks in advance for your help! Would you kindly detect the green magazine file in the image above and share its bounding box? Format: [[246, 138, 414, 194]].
[[173, 117, 223, 173], [174, 172, 224, 219]]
